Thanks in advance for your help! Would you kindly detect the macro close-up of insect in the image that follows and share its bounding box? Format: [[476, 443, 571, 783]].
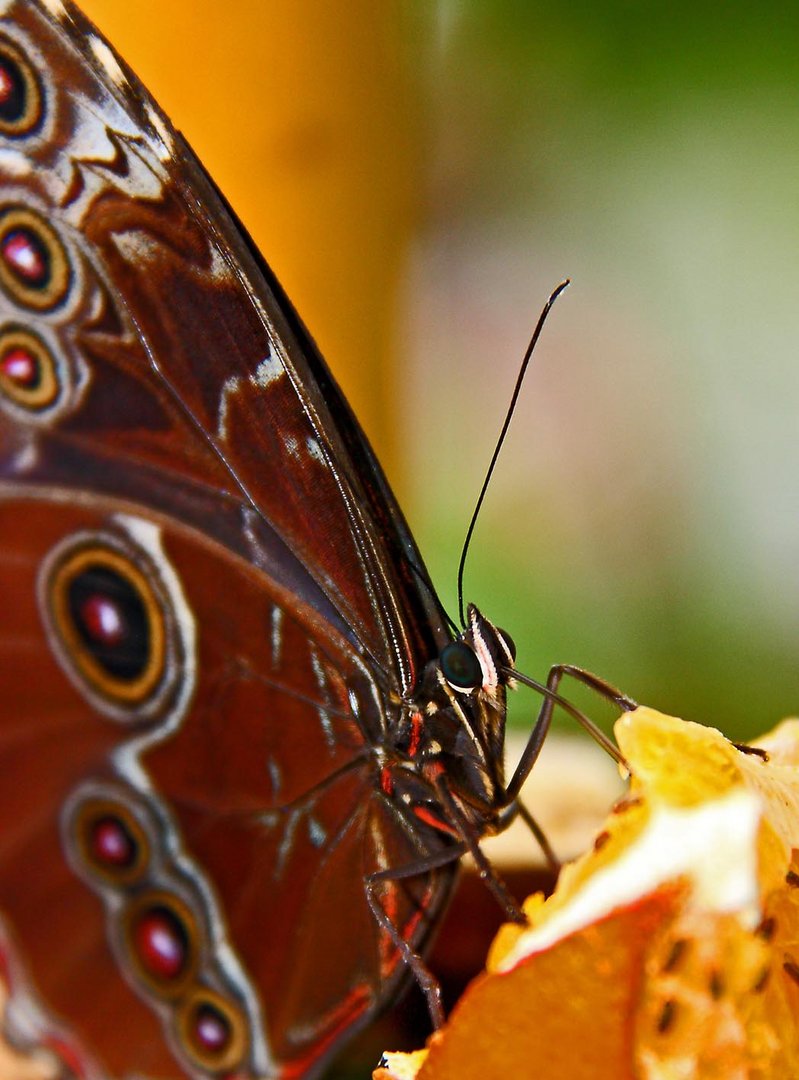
[[1, 3, 798, 1079]]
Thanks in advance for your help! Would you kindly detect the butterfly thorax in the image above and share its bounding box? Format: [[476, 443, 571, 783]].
[[381, 606, 516, 837]]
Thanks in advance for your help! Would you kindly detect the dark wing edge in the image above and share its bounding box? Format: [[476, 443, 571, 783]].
[[50, 0, 452, 691]]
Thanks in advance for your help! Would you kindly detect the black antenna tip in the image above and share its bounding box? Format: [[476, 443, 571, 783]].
[[548, 279, 571, 305]]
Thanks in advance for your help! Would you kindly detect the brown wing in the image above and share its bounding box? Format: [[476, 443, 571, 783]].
[[0, 2, 456, 1078], [0, 0, 449, 687], [0, 495, 453, 1078]]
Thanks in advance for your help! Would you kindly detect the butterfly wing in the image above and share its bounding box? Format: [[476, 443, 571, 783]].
[[0, 2, 455, 1077]]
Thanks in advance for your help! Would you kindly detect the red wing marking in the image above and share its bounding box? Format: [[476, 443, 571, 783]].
[[412, 805, 460, 838], [407, 712, 423, 758], [380, 767, 394, 796]]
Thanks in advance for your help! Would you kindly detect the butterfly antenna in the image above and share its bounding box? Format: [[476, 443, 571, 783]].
[[456, 279, 571, 626], [405, 555, 461, 636]]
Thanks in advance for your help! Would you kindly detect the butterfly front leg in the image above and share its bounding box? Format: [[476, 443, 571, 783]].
[[366, 758, 527, 1029], [365, 839, 467, 1029], [504, 665, 636, 804], [495, 798, 561, 872]]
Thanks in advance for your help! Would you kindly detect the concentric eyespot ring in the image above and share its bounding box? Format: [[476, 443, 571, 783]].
[[0, 34, 43, 137], [176, 988, 248, 1074], [45, 541, 167, 708], [0, 206, 70, 310], [70, 797, 150, 887], [0, 325, 60, 410], [123, 891, 199, 999]]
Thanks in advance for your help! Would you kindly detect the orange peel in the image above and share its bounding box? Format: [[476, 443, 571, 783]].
[[375, 707, 799, 1080]]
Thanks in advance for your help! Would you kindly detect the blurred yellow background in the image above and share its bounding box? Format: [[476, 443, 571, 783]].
[[78, 0, 424, 451], [77, 1, 799, 744]]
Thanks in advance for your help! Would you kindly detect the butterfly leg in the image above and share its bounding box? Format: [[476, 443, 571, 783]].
[[504, 665, 636, 804], [432, 774, 527, 924], [502, 799, 561, 872], [365, 841, 468, 1028]]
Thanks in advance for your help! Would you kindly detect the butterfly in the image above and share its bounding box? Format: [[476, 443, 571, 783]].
[[0, 2, 634, 1077]]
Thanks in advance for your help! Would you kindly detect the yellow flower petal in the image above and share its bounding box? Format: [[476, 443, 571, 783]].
[[374, 1049, 429, 1080], [377, 707, 799, 1080]]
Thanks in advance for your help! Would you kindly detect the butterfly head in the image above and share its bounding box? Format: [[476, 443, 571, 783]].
[[438, 604, 516, 698], [392, 604, 516, 822]]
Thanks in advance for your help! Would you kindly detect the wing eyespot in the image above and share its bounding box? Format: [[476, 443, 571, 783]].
[[39, 530, 186, 722], [0, 34, 44, 138], [64, 781, 254, 1075], [176, 988, 248, 1074], [122, 891, 199, 999], [47, 544, 165, 705], [0, 325, 60, 410], [0, 205, 71, 310], [71, 797, 150, 887]]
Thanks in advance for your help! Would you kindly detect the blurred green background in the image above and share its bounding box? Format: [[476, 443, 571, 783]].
[[82, 0, 799, 741], [402, 1, 799, 739]]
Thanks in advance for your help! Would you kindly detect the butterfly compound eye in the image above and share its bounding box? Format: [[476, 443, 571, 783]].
[[440, 641, 483, 691], [497, 627, 517, 663]]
